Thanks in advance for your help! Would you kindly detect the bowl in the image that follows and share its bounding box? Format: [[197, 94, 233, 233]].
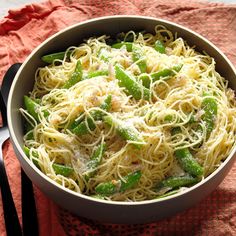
[[7, 15, 236, 224]]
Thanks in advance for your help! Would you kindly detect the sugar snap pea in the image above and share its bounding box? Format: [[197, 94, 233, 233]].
[[95, 180, 118, 196], [151, 64, 183, 80], [72, 95, 112, 135], [68, 115, 84, 130], [24, 96, 49, 122], [87, 70, 108, 78], [41, 50, 72, 63], [95, 170, 141, 196], [23, 146, 31, 157], [63, 60, 83, 89], [132, 44, 147, 73], [24, 96, 40, 122], [120, 170, 142, 192], [174, 148, 203, 177], [85, 143, 106, 180], [24, 118, 34, 138], [171, 126, 203, 177], [103, 115, 144, 149], [96, 94, 112, 116], [201, 95, 217, 137], [155, 175, 199, 191], [111, 42, 133, 52], [34, 98, 41, 104], [23, 146, 40, 168], [23, 146, 74, 177], [164, 114, 173, 122], [115, 64, 150, 100], [72, 118, 96, 135], [141, 64, 183, 88], [154, 40, 166, 54], [52, 163, 74, 177]]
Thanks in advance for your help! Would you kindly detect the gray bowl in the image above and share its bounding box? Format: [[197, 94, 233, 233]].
[[7, 15, 236, 224]]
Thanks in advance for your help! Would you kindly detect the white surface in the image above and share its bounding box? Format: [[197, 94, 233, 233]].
[[0, 0, 235, 19]]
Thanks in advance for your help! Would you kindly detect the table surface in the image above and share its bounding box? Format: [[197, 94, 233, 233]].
[[0, 0, 235, 19]]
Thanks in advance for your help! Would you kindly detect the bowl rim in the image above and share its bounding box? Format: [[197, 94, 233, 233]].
[[7, 15, 236, 206]]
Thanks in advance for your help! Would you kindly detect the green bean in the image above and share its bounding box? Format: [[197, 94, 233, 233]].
[[141, 64, 183, 88], [63, 60, 83, 89], [155, 175, 199, 191], [103, 115, 144, 149], [174, 148, 203, 177], [24, 96, 49, 122], [115, 64, 150, 100], [154, 40, 166, 54], [95, 170, 141, 196], [41, 50, 72, 63], [201, 95, 217, 137], [85, 143, 106, 180], [72, 95, 112, 135], [23, 146, 74, 177], [87, 70, 108, 78], [111, 42, 133, 52], [132, 44, 147, 73]]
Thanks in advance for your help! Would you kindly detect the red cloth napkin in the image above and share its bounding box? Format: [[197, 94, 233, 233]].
[[0, 0, 236, 235]]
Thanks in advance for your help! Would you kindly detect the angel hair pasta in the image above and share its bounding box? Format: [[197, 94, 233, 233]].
[[20, 25, 236, 201]]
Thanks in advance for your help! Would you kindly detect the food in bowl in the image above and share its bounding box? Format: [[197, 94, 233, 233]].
[[20, 25, 236, 202]]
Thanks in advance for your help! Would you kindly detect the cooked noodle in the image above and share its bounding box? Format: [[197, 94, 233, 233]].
[[20, 26, 236, 201]]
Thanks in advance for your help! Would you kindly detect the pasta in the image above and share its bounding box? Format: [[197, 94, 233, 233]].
[[20, 26, 236, 201]]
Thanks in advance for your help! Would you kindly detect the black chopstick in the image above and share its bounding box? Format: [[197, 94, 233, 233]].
[[1, 63, 39, 236], [0, 92, 22, 236], [21, 170, 39, 236]]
